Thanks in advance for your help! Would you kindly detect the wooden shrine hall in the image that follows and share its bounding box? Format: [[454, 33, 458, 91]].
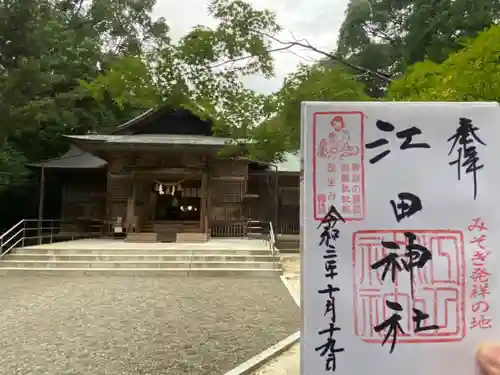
[[28, 106, 300, 243]]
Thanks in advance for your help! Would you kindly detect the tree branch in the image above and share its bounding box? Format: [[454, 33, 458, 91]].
[[209, 29, 392, 82], [261, 31, 392, 82], [363, 24, 402, 53], [209, 45, 293, 69], [73, 0, 85, 18]]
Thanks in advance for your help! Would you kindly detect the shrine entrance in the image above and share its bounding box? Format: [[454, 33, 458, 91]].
[[131, 174, 208, 242], [152, 179, 201, 222]]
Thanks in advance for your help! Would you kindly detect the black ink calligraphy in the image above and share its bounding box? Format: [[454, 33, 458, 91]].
[[370, 250, 402, 284], [390, 192, 423, 222], [319, 224, 340, 249], [374, 301, 438, 354], [316, 205, 345, 371], [366, 120, 431, 164], [315, 325, 345, 372], [324, 247, 338, 279], [368, 186, 440, 352], [319, 284, 340, 321], [374, 300, 405, 354], [413, 308, 439, 333], [317, 204, 346, 229], [371, 231, 432, 299], [447, 117, 486, 200]]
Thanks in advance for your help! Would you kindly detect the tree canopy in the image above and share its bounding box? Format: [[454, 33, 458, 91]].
[[0, 0, 283, 187], [83, 0, 281, 137], [1, 0, 500, 228], [256, 63, 368, 156], [0, 0, 285, 227], [0, 0, 166, 184], [337, 0, 500, 96], [387, 25, 500, 101], [256, 0, 500, 157]]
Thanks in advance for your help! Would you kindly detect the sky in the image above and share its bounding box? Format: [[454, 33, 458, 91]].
[[153, 0, 350, 94]]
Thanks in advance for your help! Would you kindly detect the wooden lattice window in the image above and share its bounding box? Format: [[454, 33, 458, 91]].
[[211, 204, 243, 221], [280, 187, 299, 207], [108, 176, 128, 201], [211, 179, 245, 203], [182, 187, 201, 198]]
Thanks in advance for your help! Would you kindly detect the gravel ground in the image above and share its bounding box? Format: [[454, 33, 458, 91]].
[[0, 276, 300, 375], [252, 255, 301, 375]]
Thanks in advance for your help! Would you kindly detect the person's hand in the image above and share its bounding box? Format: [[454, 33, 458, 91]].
[[477, 343, 500, 374]]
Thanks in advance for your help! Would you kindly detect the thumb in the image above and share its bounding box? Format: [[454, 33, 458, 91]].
[[477, 343, 500, 375]]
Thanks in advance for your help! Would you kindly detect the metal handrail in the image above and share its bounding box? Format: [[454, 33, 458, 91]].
[[0, 219, 24, 241], [246, 219, 279, 270], [268, 221, 278, 270], [0, 218, 106, 258], [1, 228, 24, 248]]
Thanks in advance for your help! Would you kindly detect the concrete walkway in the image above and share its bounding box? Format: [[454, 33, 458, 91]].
[[251, 255, 301, 375], [22, 238, 270, 250]]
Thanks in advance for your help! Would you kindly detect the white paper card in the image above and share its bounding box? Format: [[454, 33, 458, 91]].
[[301, 102, 500, 375]]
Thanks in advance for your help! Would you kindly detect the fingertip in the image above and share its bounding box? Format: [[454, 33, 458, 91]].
[[477, 342, 500, 374]]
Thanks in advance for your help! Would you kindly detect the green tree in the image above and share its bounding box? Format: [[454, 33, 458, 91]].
[[0, 0, 170, 186], [387, 25, 500, 101], [337, 0, 500, 96], [249, 63, 369, 159], [83, 0, 282, 137], [0, 0, 187, 228], [0, 0, 284, 188]]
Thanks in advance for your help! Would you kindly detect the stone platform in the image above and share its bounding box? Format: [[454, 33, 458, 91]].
[[0, 238, 282, 277]]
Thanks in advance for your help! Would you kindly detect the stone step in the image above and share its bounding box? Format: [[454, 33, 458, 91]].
[[125, 232, 158, 243], [0, 268, 282, 278], [8, 248, 272, 256], [247, 233, 267, 239], [4, 253, 277, 262], [276, 235, 300, 254], [278, 247, 300, 254], [0, 260, 281, 270]]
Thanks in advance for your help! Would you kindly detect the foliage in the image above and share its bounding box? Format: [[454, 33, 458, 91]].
[[0, 0, 284, 197], [0, 0, 170, 190], [250, 63, 369, 160], [83, 0, 282, 136], [337, 0, 500, 96], [387, 25, 500, 101], [5, 0, 498, 229], [246, 115, 288, 162], [0, 0, 291, 230]]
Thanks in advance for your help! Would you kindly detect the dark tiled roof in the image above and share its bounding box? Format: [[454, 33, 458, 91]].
[[65, 134, 239, 146], [26, 145, 107, 169]]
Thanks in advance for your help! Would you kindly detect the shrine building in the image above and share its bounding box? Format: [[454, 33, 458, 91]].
[[28, 106, 300, 243]]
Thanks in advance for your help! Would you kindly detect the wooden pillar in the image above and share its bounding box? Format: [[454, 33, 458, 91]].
[[149, 190, 157, 221], [105, 174, 112, 225], [201, 168, 209, 235], [126, 173, 136, 233], [60, 185, 66, 221], [37, 167, 46, 244], [274, 169, 279, 231]]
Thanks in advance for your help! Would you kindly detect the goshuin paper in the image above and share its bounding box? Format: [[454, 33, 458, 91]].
[[301, 102, 500, 375]]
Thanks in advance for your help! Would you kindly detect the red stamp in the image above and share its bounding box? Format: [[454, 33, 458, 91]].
[[352, 229, 466, 344], [313, 112, 365, 221], [468, 217, 492, 329]]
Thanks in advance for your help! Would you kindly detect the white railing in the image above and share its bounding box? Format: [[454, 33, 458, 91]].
[[247, 220, 279, 268], [268, 221, 278, 269], [0, 219, 106, 258], [0, 219, 25, 256]]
